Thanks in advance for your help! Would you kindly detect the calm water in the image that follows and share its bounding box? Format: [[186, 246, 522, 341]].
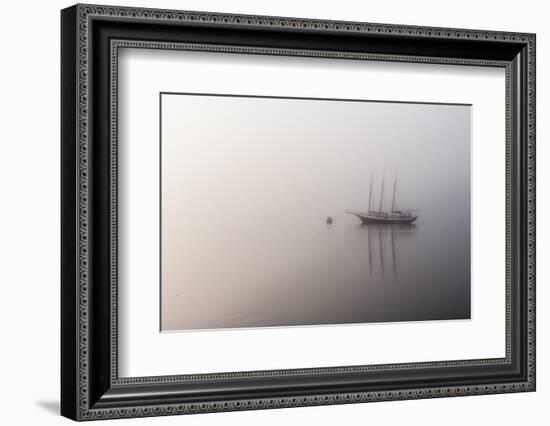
[[162, 210, 470, 330]]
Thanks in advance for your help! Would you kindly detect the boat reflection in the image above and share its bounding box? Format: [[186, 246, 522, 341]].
[[363, 223, 417, 280]]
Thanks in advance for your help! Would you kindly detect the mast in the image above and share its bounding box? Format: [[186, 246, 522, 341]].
[[368, 173, 373, 212], [391, 170, 397, 213], [379, 170, 385, 213]]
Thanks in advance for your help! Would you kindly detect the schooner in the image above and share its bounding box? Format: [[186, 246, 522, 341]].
[[346, 171, 418, 224]]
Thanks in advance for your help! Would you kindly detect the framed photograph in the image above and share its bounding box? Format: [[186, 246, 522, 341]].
[[61, 4, 536, 421]]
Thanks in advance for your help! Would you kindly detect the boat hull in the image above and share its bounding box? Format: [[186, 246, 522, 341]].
[[346, 210, 417, 224]]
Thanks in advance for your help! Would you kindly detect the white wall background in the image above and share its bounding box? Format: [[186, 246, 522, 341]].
[[0, 0, 546, 424]]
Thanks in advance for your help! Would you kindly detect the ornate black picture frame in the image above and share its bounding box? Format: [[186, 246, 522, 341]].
[[61, 4, 536, 421]]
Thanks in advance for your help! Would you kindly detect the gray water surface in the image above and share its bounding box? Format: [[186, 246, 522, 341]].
[[162, 212, 470, 330]]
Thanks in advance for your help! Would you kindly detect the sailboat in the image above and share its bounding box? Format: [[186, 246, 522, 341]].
[[346, 171, 418, 224]]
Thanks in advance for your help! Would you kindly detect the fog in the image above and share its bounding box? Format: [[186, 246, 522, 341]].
[[160, 93, 471, 331]]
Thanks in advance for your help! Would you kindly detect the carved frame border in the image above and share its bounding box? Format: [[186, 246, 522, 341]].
[[62, 3, 536, 421]]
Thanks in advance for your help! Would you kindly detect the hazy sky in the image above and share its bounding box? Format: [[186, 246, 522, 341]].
[[160, 93, 471, 331]]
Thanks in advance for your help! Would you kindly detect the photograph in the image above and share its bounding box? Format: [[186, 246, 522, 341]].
[[160, 93, 472, 331], [57, 3, 536, 421]]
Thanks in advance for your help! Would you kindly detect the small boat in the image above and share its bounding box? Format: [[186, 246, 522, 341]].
[[326, 216, 333, 224], [346, 171, 417, 225], [345, 209, 417, 224]]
